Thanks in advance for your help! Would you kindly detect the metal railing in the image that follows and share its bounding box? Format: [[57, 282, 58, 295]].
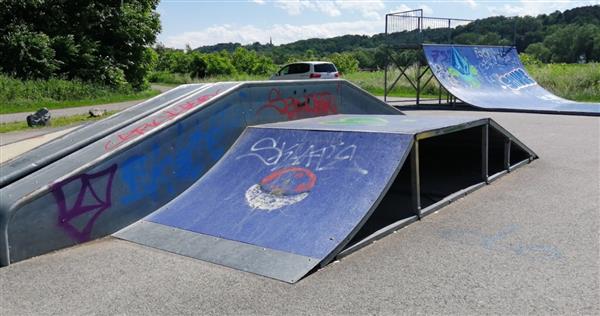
[[383, 10, 473, 105]]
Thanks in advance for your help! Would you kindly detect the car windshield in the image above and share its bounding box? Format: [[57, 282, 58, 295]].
[[314, 64, 336, 73]]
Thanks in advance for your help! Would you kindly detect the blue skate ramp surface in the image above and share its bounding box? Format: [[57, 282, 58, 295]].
[[117, 126, 413, 282], [423, 44, 600, 115]]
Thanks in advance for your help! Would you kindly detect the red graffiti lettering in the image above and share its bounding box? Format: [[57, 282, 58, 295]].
[[258, 88, 338, 120], [104, 90, 221, 151]]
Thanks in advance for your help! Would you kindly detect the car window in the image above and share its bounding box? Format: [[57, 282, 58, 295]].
[[278, 65, 290, 75], [288, 63, 310, 74], [314, 63, 337, 72]]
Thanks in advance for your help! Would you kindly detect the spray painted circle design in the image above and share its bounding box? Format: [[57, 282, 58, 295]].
[[245, 167, 317, 211], [320, 117, 388, 126]]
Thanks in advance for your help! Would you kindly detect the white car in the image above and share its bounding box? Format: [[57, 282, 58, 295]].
[[270, 62, 340, 80]]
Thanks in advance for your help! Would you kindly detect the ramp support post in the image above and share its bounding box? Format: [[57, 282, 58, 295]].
[[416, 64, 421, 106], [504, 139, 512, 172], [410, 141, 422, 218], [482, 124, 489, 183]]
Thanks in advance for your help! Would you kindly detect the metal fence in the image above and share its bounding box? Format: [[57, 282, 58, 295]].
[[385, 9, 473, 45], [383, 9, 473, 105]]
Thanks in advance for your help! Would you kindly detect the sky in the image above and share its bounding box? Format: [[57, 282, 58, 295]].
[[156, 0, 599, 49]]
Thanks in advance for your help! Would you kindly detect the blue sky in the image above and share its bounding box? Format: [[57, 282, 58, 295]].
[[157, 0, 599, 48]]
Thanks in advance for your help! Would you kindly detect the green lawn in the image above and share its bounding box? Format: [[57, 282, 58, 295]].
[[0, 111, 118, 133], [0, 75, 160, 114]]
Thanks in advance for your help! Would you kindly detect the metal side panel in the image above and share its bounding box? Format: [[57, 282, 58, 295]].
[[0, 84, 207, 187], [423, 44, 600, 115], [115, 221, 319, 283]]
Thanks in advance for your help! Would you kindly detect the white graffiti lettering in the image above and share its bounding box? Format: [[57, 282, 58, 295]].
[[236, 137, 368, 174]]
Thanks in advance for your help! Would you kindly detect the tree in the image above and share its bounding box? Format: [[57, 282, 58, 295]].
[[327, 52, 359, 74], [525, 43, 551, 63], [0, 0, 161, 89], [0, 24, 58, 79], [189, 52, 207, 78]]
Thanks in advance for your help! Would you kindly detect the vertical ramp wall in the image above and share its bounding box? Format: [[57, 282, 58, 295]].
[[423, 44, 600, 115], [0, 80, 401, 266]]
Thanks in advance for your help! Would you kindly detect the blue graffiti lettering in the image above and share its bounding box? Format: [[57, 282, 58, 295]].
[[499, 68, 536, 90]]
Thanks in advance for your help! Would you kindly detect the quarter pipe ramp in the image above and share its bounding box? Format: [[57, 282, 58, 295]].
[[423, 44, 600, 115]]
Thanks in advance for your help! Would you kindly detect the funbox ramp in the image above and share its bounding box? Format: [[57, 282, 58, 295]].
[[0, 80, 401, 266], [423, 44, 600, 116], [115, 114, 537, 283]]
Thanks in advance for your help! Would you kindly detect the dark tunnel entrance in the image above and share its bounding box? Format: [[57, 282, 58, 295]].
[[340, 123, 533, 257]]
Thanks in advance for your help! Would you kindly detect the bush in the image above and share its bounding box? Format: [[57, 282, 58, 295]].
[[0, 70, 143, 113], [0, 25, 58, 79], [205, 52, 237, 76], [519, 53, 542, 66], [327, 52, 359, 74]]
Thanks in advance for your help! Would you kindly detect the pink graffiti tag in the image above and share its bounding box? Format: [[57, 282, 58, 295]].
[[51, 164, 117, 242], [258, 88, 338, 120], [104, 90, 221, 151]]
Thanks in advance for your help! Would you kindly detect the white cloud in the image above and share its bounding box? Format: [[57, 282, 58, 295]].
[[465, 0, 478, 8], [271, 0, 384, 19], [251, 0, 266, 4], [488, 0, 599, 17], [335, 0, 385, 19], [389, 4, 433, 16], [163, 19, 384, 48]]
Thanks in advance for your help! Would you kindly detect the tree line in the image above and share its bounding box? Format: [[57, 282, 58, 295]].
[[196, 5, 600, 65], [1, 1, 597, 90]]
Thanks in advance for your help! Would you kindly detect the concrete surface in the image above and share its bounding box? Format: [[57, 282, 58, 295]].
[[0, 85, 173, 124], [0, 126, 80, 163], [0, 110, 598, 315]]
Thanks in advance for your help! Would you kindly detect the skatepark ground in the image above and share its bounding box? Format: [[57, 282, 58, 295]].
[[0, 110, 598, 315]]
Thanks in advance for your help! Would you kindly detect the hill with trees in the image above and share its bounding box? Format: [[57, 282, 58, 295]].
[[193, 5, 600, 66]]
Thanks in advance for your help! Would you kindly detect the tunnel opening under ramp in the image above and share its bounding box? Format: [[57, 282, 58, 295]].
[[115, 114, 537, 283], [422, 44, 600, 116]]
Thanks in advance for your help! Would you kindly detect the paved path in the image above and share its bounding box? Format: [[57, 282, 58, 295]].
[[0, 84, 174, 124], [0, 126, 80, 163], [1, 110, 598, 314]]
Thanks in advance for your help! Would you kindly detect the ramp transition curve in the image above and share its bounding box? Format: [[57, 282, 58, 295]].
[[423, 44, 600, 115], [116, 114, 537, 283]]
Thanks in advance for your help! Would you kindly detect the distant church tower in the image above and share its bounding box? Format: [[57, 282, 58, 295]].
[[269, 36, 273, 45]]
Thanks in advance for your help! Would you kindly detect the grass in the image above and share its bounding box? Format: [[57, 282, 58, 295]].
[[343, 70, 441, 98], [0, 75, 160, 114], [526, 63, 600, 102], [150, 63, 600, 102], [0, 111, 118, 133], [148, 71, 268, 85]]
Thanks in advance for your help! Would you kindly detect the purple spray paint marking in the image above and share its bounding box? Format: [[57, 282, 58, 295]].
[[51, 164, 117, 242]]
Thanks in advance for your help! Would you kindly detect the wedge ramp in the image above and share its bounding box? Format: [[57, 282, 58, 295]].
[[116, 114, 537, 283]]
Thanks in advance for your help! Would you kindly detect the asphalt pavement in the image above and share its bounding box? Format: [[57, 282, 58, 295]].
[[0, 110, 598, 315]]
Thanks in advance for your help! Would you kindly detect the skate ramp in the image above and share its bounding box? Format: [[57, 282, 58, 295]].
[[423, 44, 600, 115], [116, 114, 537, 283], [0, 83, 207, 187], [0, 80, 400, 266]]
